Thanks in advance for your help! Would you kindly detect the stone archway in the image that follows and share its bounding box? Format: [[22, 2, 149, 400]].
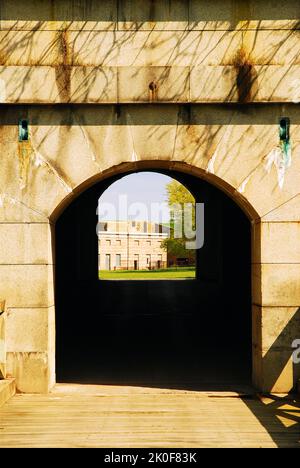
[[56, 164, 251, 388], [54, 164, 252, 389]]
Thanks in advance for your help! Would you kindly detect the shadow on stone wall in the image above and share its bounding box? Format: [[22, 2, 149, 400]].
[[261, 308, 300, 391], [0, 0, 300, 24], [1, 103, 300, 126]]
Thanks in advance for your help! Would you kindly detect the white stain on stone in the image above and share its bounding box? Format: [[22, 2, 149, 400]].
[[206, 152, 217, 174], [127, 112, 139, 162], [0, 193, 16, 207], [31, 144, 72, 193], [75, 118, 102, 171], [206, 125, 233, 175], [237, 174, 251, 193], [131, 149, 138, 162], [265, 145, 292, 190], [0, 192, 47, 218]]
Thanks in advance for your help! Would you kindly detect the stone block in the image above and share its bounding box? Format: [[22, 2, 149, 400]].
[[70, 30, 241, 67], [261, 194, 300, 222], [0, 265, 54, 308], [255, 65, 300, 102], [29, 119, 101, 191], [237, 139, 300, 220], [6, 352, 51, 393], [0, 128, 73, 220], [6, 308, 49, 353], [71, 67, 118, 103], [0, 31, 58, 66], [190, 66, 237, 102], [252, 263, 300, 307], [252, 305, 300, 352], [243, 29, 300, 66], [253, 346, 300, 393], [0, 66, 59, 103], [118, 66, 190, 102], [191, 64, 300, 103], [71, 31, 117, 66], [252, 222, 300, 264], [0, 223, 52, 265]]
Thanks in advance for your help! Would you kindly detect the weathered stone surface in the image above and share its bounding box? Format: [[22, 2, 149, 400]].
[[0, 265, 54, 308], [252, 222, 300, 264], [261, 194, 300, 222], [6, 352, 50, 393], [70, 67, 118, 103], [6, 308, 49, 353], [252, 305, 300, 351], [0, 0, 118, 31], [0, 0, 299, 33], [118, 66, 190, 102], [1, 64, 300, 104], [252, 264, 300, 307], [189, 0, 300, 32], [1, 28, 300, 69], [253, 345, 298, 392], [242, 29, 300, 66], [0, 223, 52, 265], [0, 66, 118, 104], [237, 141, 300, 220], [118, 0, 188, 31]]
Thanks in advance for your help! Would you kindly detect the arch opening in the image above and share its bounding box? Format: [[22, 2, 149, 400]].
[[55, 167, 252, 390], [97, 172, 196, 281]]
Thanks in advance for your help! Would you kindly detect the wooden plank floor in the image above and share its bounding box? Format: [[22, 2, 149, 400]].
[[0, 384, 299, 448]]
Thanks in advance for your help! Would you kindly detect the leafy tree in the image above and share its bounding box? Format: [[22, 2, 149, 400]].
[[161, 180, 196, 263]]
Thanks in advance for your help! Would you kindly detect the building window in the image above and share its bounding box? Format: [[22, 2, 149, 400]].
[[147, 240, 151, 246], [105, 254, 111, 270], [116, 239, 121, 246], [116, 254, 121, 268], [106, 239, 111, 246], [144, 222, 148, 232], [134, 240, 139, 246], [132, 221, 136, 227]]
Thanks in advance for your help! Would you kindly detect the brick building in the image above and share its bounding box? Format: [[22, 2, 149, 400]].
[[98, 221, 168, 271]]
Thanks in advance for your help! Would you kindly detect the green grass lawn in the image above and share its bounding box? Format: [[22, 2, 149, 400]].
[[99, 267, 196, 280]]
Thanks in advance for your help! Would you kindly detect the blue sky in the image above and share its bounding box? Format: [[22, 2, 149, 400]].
[[98, 172, 173, 223]]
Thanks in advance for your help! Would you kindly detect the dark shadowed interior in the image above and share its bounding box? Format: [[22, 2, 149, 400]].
[[55, 170, 252, 391]]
